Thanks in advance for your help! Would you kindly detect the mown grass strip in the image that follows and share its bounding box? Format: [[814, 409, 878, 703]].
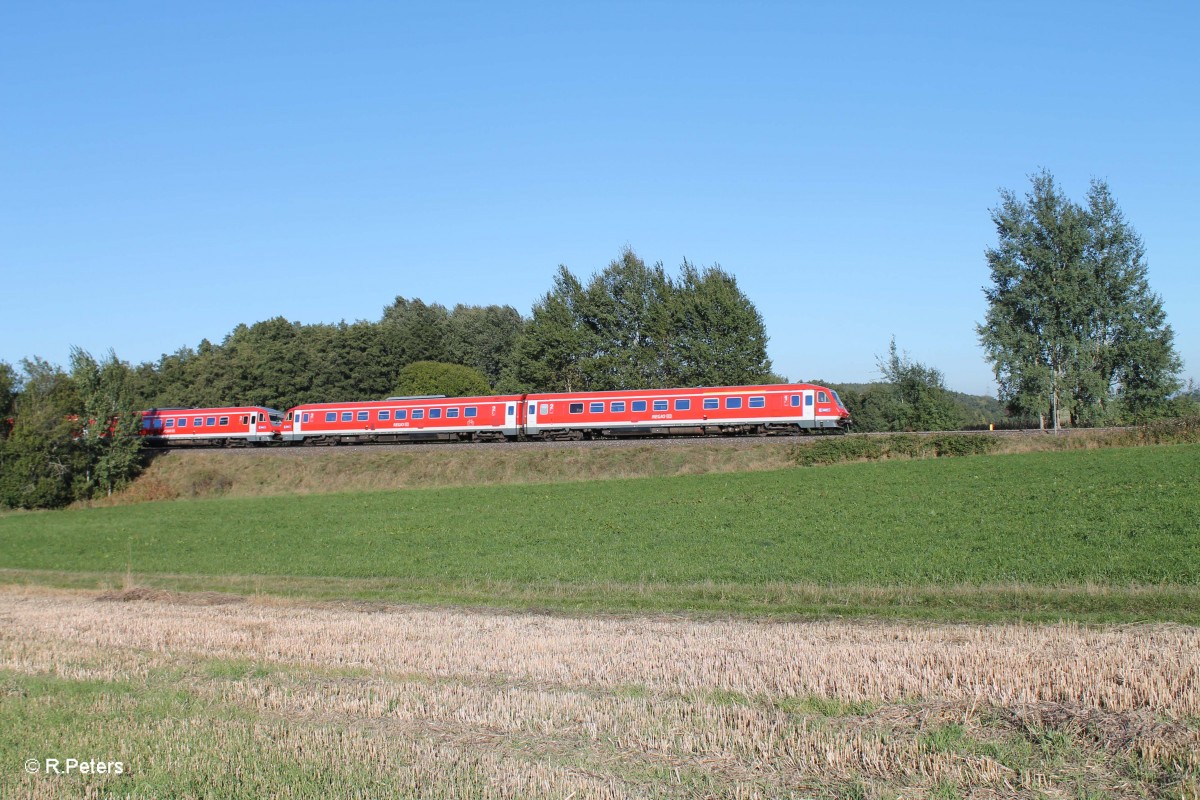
[[1, 445, 1197, 621]]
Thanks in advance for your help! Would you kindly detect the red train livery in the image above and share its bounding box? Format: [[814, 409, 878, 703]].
[[524, 384, 846, 440], [141, 406, 284, 445], [280, 395, 523, 443], [140, 383, 851, 446]]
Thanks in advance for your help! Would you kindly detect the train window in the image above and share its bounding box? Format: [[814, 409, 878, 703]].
[[153, 418, 164, 429], [326, 412, 337, 422], [652, 400, 668, 411], [356, 411, 369, 421], [632, 400, 647, 412], [177, 419, 187, 427], [467, 407, 478, 418], [395, 409, 407, 420], [791, 395, 800, 406], [703, 398, 719, 410], [412, 409, 424, 420], [675, 399, 690, 411], [726, 398, 743, 409], [429, 408, 442, 419], [589, 402, 604, 413], [805, 395, 813, 406], [749, 397, 765, 408], [611, 401, 626, 413], [303, 413, 311, 423], [206, 417, 216, 426], [219, 416, 229, 425], [569, 403, 584, 414], [165, 419, 174, 428], [194, 418, 204, 427], [341, 412, 353, 422], [818, 391, 829, 403], [447, 408, 460, 418], [378, 410, 390, 420], [240, 415, 248, 424], [539, 403, 549, 415]]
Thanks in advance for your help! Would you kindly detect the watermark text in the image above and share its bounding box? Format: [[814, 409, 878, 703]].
[[26, 758, 125, 775]]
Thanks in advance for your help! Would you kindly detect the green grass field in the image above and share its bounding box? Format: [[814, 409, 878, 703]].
[[2, 444, 1197, 622]]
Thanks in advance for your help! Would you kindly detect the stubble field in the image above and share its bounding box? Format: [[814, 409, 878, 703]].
[[1, 587, 1197, 798]]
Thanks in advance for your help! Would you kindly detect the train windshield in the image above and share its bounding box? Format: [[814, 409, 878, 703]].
[[266, 409, 284, 425], [831, 391, 844, 408]]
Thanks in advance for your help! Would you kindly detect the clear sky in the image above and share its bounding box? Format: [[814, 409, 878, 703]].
[[2, 1, 1197, 395]]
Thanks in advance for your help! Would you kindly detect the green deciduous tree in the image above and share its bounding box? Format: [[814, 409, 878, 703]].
[[69, 348, 146, 498], [0, 358, 83, 508], [381, 297, 451, 366], [0, 351, 149, 509], [0, 361, 17, 439], [673, 260, 771, 386], [505, 249, 772, 391], [503, 266, 595, 392], [445, 304, 524, 387], [393, 361, 492, 398], [979, 171, 1181, 427], [824, 343, 963, 433], [875, 339, 964, 431]]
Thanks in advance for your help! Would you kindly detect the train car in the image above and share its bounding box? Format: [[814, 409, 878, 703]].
[[524, 383, 850, 439], [281, 394, 524, 444], [141, 406, 283, 446]]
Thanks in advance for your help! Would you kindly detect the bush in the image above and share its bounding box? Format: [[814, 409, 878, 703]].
[[930, 435, 1002, 457], [790, 433, 1000, 467], [1128, 416, 1200, 445], [790, 437, 886, 466]]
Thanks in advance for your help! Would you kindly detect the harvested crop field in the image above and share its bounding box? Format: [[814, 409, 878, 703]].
[[2, 587, 1197, 798]]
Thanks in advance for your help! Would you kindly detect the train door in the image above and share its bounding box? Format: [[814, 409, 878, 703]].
[[526, 400, 538, 435], [504, 402, 518, 436], [794, 390, 816, 428]]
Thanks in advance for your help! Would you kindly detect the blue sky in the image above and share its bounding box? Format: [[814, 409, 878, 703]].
[[2, 1, 1197, 395]]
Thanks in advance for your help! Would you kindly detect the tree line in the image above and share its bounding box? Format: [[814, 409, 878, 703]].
[[0, 249, 776, 508], [2, 177, 1195, 510]]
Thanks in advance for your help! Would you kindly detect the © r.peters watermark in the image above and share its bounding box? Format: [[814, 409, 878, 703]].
[[25, 758, 125, 775]]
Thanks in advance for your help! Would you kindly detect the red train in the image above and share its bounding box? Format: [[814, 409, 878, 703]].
[[141, 383, 851, 446], [141, 406, 284, 445]]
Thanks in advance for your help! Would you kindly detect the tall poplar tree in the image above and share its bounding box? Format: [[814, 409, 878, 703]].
[[978, 171, 1180, 427]]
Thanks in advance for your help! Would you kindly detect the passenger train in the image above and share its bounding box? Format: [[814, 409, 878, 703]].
[[140, 383, 852, 446]]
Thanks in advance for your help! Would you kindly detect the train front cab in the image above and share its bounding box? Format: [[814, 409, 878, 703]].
[[770, 385, 849, 432], [800, 387, 852, 431]]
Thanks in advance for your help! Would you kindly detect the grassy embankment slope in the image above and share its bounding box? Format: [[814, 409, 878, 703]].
[[2, 444, 1197, 623], [94, 425, 1171, 504]]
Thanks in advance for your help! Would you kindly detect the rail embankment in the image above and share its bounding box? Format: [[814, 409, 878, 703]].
[[99, 418, 1198, 504]]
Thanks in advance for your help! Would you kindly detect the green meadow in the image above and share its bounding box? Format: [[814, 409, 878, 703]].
[[2, 445, 1197, 622]]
